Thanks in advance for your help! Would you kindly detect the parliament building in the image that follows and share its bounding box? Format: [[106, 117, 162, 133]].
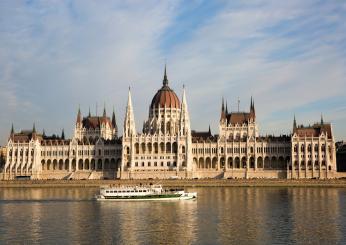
[[2, 67, 338, 180]]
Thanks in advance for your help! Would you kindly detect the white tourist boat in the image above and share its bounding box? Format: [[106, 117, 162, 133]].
[[95, 184, 197, 201]]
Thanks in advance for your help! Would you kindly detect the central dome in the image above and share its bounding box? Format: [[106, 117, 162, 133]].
[[150, 66, 181, 109]]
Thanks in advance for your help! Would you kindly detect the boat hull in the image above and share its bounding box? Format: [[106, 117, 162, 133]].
[[95, 192, 197, 201]]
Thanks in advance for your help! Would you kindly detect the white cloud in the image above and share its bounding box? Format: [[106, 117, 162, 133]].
[[0, 0, 346, 144], [166, 0, 346, 139]]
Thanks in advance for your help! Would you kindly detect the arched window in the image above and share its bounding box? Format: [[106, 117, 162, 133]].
[[160, 143, 165, 153], [166, 143, 171, 153], [134, 143, 139, 154], [172, 142, 177, 153], [166, 122, 171, 135]]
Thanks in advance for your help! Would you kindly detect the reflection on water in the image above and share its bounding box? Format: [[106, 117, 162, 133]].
[[1, 187, 346, 244]]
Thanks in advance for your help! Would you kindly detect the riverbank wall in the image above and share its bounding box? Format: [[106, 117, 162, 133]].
[[1, 179, 346, 188]]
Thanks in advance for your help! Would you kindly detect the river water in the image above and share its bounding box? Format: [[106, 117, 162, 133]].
[[1, 187, 346, 244]]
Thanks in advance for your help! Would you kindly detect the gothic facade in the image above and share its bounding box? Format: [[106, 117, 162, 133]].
[[2, 68, 338, 180]]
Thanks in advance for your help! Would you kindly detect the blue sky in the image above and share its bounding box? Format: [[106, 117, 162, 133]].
[[1, 0, 346, 144]]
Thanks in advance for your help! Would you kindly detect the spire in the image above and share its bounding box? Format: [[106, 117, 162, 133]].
[[124, 87, 136, 137], [163, 64, 168, 86], [180, 85, 191, 136], [88, 107, 91, 117], [112, 107, 116, 126], [208, 125, 211, 135], [10, 123, 14, 135], [225, 100, 228, 114], [61, 128, 65, 140], [293, 114, 297, 130], [103, 103, 106, 118], [250, 96, 253, 111], [76, 106, 82, 125], [321, 114, 324, 125], [32, 123, 36, 133], [220, 97, 226, 121], [250, 96, 255, 119], [42, 129, 46, 137], [142, 121, 146, 134]]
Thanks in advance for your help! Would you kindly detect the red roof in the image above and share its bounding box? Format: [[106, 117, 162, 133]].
[[226, 112, 255, 125], [294, 123, 332, 138], [150, 85, 180, 109], [82, 116, 112, 129], [10, 131, 42, 143]]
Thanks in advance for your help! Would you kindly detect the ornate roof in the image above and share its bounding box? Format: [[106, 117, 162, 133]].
[[82, 116, 113, 129], [226, 112, 254, 125], [294, 123, 332, 138], [220, 97, 256, 125]]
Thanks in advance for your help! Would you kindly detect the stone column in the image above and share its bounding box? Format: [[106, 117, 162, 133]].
[[325, 139, 329, 179], [318, 139, 322, 178], [297, 143, 301, 179]]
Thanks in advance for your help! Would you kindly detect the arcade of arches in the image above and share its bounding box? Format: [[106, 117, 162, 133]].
[[193, 156, 290, 170], [41, 158, 121, 172]]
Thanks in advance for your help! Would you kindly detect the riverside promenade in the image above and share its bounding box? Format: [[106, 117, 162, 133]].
[[1, 179, 346, 188]]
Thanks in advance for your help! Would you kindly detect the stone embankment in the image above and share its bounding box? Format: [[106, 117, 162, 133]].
[[1, 179, 346, 188]]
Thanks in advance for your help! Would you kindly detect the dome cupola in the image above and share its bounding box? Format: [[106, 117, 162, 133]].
[[150, 65, 180, 109]]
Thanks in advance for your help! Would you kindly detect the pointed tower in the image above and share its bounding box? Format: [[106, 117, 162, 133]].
[[293, 115, 297, 130], [252, 99, 256, 115], [179, 85, 192, 173], [250, 96, 256, 120], [74, 106, 83, 140], [10, 123, 14, 135], [142, 121, 146, 134], [179, 86, 191, 136], [61, 129, 65, 140], [163, 64, 168, 87], [9, 123, 15, 141], [124, 87, 136, 137], [76, 106, 82, 126], [112, 107, 118, 137], [321, 114, 324, 125], [208, 125, 211, 135], [220, 97, 226, 122], [88, 107, 91, 117], [32, 123, 37, 140], [250, 96, 253, 111], [103, 103, 107, 118]]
